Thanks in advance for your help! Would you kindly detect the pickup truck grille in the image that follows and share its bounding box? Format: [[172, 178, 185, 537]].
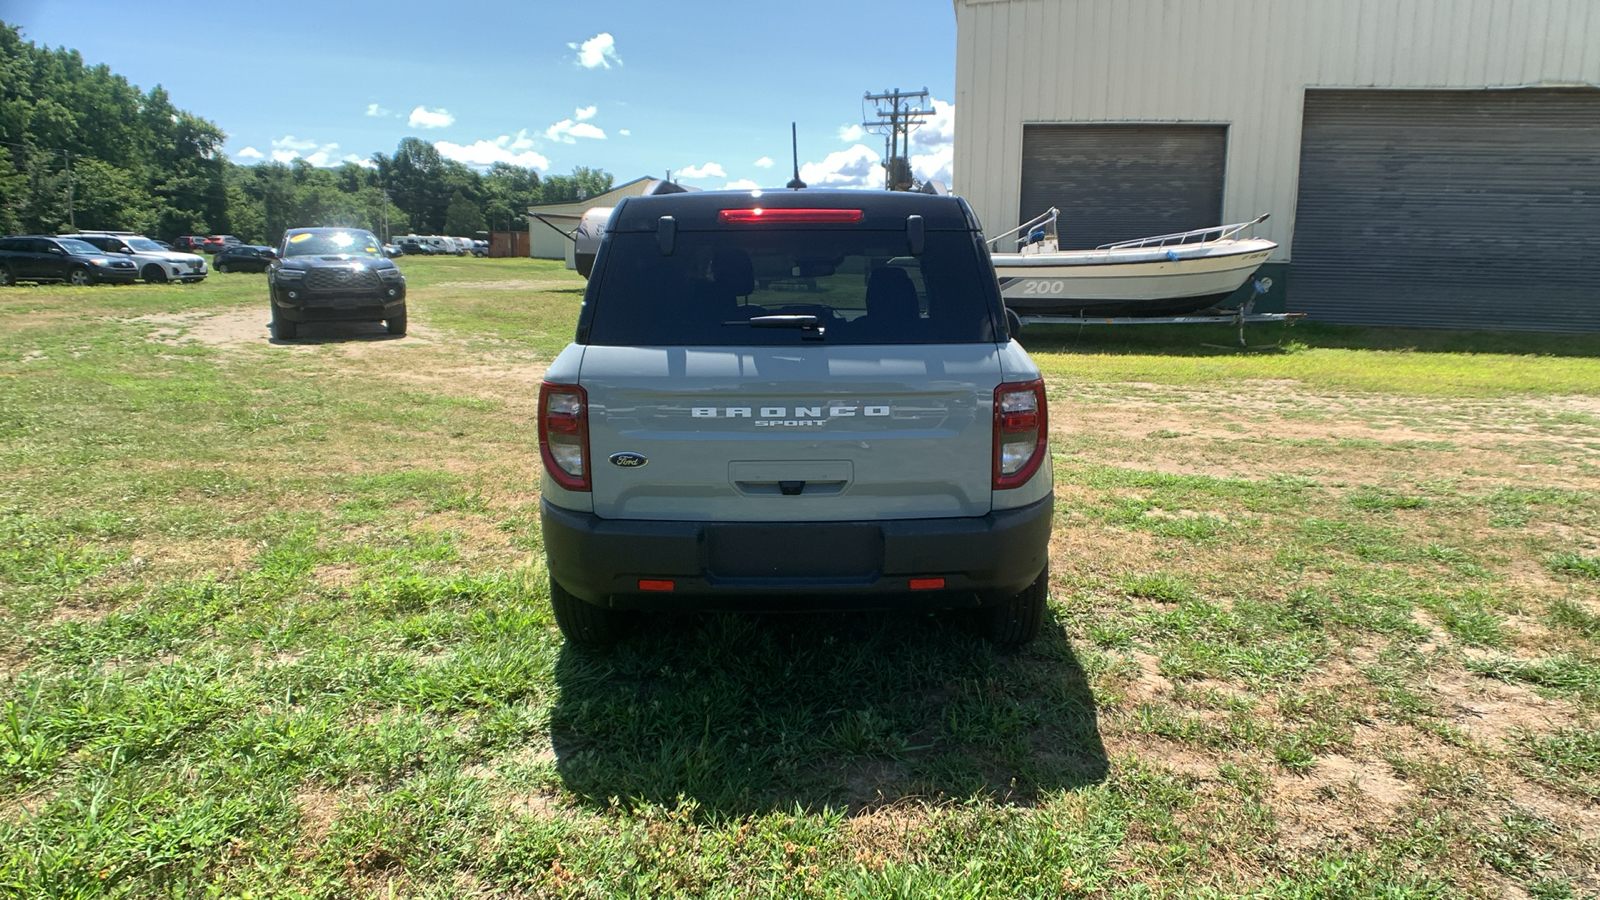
[[305, 268, 378, 292]]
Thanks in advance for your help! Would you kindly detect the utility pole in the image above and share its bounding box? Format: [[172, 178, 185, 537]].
[[381, 188, 391, 242], [861, 88, 932, 191]]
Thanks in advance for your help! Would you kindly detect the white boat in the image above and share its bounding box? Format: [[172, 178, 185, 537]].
[[990, 210, 1277, 318]]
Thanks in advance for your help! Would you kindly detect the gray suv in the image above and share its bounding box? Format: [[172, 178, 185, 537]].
[[539, 190, 1054, 647]]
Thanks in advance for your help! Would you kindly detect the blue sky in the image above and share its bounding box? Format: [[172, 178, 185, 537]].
[[6, 1, 957, 191]]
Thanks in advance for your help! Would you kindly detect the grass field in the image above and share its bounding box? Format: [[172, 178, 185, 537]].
[[2, 256, 1598, 898]]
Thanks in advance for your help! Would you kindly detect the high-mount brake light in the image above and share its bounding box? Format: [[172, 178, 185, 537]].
[[993, 379, 1048, 490], [539, 382, 591, 492], [718, 208, 863, 224]]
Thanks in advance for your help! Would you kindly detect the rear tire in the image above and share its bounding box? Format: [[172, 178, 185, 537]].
[[549, 572, 633, 647], [142, 265, 168, 284], [68, 267, 93, 287], [978, 565, 1049, 648], [271, 304, 297, 340], [0, 266, 14, 286], [386, 309, 407, 336]]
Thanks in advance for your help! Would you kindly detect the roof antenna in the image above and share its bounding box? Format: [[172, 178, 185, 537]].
[[786, 122, 806, 190]]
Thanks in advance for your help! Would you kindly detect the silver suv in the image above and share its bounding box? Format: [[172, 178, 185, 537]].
[[539, 190, 1054, 647], [72, 232, 208, 284]]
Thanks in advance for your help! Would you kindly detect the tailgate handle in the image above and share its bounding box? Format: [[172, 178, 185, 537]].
[[779, 481, 804, 496]]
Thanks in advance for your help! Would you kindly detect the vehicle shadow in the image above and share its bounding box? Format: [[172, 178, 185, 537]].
[[549, 610, 1108, 817], [266, 320, 406, 345]]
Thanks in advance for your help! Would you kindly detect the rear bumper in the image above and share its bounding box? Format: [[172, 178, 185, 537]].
[[541, 496, 1053, 611]]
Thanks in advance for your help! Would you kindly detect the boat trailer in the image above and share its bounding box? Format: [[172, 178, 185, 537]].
[[1013, 277, 1305, 348]]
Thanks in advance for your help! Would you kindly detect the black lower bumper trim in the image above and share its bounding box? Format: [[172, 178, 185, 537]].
[[541, 497, 1053, 611]]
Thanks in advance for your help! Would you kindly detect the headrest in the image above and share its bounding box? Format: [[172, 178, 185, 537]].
[[709, 249, 755, 296]]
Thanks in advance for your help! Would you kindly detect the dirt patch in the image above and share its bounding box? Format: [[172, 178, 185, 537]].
[[847, 805, 928, 864], [132, 309, 438, 351], [1430, 670, 1579, 750], [295, 786, 344, 845]]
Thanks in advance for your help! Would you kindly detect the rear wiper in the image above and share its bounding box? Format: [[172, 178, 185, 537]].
[[724, 314, 826, 340]]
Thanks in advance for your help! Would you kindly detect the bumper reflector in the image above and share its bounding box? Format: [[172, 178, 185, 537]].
[[638, 579, 675, 592], [909, 577, 946, 590]]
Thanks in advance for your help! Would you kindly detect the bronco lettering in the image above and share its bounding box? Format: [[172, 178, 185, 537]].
[[689, 406, 892, 419]]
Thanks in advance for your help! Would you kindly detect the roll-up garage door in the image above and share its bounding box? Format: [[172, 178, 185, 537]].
[[1018, 124, 1227, 250], [1292, 89, 1600, 332]]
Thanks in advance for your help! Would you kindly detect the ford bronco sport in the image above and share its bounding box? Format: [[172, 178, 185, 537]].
[[539, 190, 1053, 647]]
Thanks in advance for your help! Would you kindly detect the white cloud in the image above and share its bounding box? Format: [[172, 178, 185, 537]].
[[799, 144, 882, 189], [235, 146, 263, 160], [546, 111, 607, 143], [408, 106, 455, 129], [838, 124, 865, 142], [677, 162, 726, 180], [569, 33, 621, 69], [269, 135, 344, 167], [723, 179, 760, 191], [272, 135, 320, 152], [618, 129, 631, 136], [365, 103, 390, 117], [907, 98, 955, 186], [435, 135, 550, 170], [343, 154, 377, 169], [753, 156, 773, 168]]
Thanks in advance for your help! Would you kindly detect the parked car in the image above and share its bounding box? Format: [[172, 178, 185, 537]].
[[537, 190, 1052, 647], [213, 244, 276, 273], [172, 236, 207, 252], [0, 235, 141, 285], [268, 227, 406, 340], [200, 235, 242, 254], [73, 231, 208, 283], [382, 243, 402, 258]]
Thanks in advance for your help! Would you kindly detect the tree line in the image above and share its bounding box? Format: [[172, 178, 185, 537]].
[[0, 23, 612, 245]]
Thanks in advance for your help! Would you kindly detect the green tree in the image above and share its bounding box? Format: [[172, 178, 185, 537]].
[[540, 166, 614, 204], [443, 189, 485, 235]]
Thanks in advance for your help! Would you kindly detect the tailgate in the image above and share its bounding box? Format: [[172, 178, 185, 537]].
[[581, 344, 1003, 521]]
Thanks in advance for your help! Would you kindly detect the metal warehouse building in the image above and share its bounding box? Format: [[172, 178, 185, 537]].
[[953, 0, 1600, 331]]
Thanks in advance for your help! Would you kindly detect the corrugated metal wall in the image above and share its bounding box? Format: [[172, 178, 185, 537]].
[[954, 0, 1600, 261], [1292, 89, 1600, 332], [1018, 124, 1226, 249]]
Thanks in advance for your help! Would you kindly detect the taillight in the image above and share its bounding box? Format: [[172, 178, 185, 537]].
[[717, 208, 863, 224], [539, 382, 590, 491], [993, 379, 1048, 490]]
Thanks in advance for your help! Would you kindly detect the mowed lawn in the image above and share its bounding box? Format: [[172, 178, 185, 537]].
[[2, 257, 1598, 899]]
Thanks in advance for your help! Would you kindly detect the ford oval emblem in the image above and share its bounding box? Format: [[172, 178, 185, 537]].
[[609, 452, 648, 468]]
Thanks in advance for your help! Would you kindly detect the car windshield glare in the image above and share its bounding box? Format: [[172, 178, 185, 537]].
[[56, 239, 101, 254], [282, 231, 384, 259], [127, 238, 164, 252]]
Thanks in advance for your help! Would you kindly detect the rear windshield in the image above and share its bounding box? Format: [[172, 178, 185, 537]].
[[585, 231, 1000, 346]]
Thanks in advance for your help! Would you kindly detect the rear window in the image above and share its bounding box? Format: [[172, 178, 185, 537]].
[[585, 231, 1000, 346]]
